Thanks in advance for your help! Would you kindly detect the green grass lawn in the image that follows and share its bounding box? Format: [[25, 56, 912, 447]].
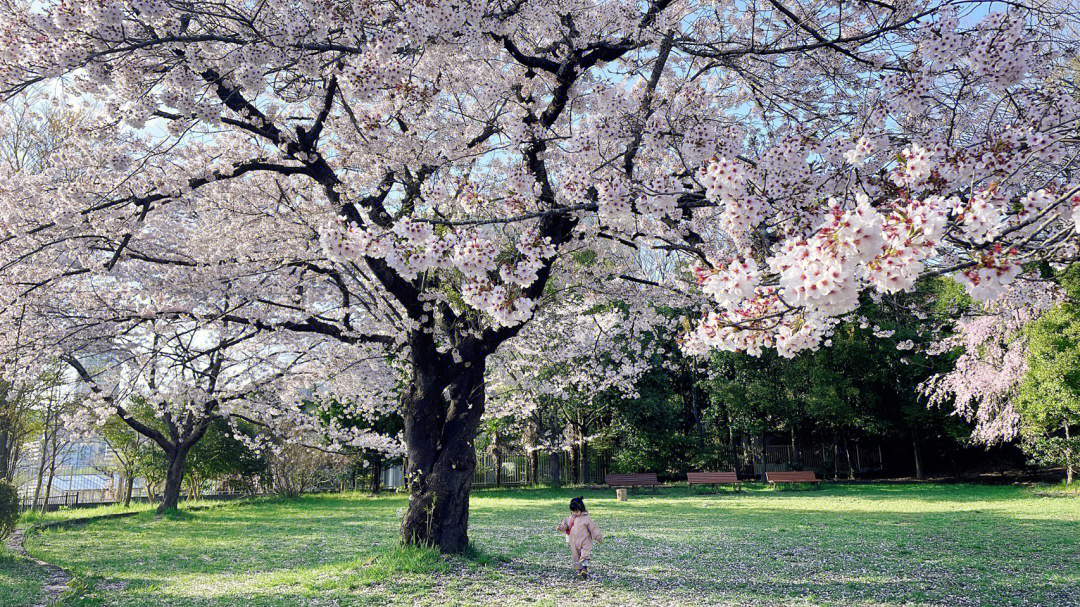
[[16, 502, 156, 528], [0, 544, 50, 607], [11, 483, 1080, 606]]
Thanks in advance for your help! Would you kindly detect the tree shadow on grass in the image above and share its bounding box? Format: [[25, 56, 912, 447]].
[[158, 508, 198, 522]]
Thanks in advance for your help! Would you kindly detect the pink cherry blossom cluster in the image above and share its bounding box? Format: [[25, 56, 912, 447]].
[[597, 177, 634, 228], [842, 136, 878, 166], [697, 156, 762, 245], [923, 278, 1063, 445], [968, 13, 1036, 90], [774, 197, 886, 315], [682, 288, 836, 359], [954, 184, 1006, 244], [954, 245, 1023, 302], [697, 255, 760, 311]]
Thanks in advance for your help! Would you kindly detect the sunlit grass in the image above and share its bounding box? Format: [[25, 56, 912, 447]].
[[17, 497, 252, 529], [0, 545, 48, 607], [1032, 480, 1080, 497], [11, 483, 1080, 606], [18, 502, 154, 528]]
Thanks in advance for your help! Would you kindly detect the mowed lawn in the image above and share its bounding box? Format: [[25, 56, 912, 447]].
[[0, 545, 51, 607], [11, 484, 1080, 606]]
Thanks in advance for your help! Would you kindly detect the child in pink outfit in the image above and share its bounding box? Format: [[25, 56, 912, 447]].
[[555, 496, 602, 579]]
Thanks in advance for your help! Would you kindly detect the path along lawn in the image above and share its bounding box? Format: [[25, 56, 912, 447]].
[[0, 543, 50, 607], [10, 483, 1080, 607]]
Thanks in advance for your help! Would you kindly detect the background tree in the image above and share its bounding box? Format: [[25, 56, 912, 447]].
[[0, 88, 86, 489], [0, 88, 80, 174], [65, 319, 344, 513], [0, 480, 16, 541], [477, 417, 517, 487], [314, 396, 404, 495], [1016, 268, 1080, 484], [28, 363, 77, 511], [0, 374, 39, 484], [97, 413, 150, 507], [182, 419, 267, 500], [923, 282, 1061, 442], [266, 440, 351, 499]]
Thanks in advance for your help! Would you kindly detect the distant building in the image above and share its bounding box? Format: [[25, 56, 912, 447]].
[[15, 433, 143, 506]]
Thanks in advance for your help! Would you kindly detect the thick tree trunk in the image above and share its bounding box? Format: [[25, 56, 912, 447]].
[[529, 450, 538, 485], [570, 443, 580, 485], [159, 444, 191, 513], [371, 458, 382, 495], [123, 475, 134, 508], [400, 363, 485, 553], [550, 450, 562, 488]]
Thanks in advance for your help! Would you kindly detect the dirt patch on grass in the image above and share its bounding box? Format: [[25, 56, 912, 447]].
[[5, 528, 71, 607]]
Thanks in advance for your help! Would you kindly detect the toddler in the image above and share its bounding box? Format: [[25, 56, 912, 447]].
[[555, 495, 602, 579]]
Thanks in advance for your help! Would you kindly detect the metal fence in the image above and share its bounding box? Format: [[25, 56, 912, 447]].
[[16, 492, 82, 512], [17, 488, 258, 513], [756, 443, 883, 477], [378, 449, 614, 490], [16, 476, 257, 512], [474, 452, 529, 486], [381, 442, 885, 489], [473, 450, 612, 486]]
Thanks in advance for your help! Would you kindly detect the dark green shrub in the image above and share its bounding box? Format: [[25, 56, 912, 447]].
[[0, 481, 17, 540]]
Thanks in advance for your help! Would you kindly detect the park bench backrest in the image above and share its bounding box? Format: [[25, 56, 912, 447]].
[[605, 473, 659, 486], [686, 472, 740, 484], [765, 471, 820, 483]]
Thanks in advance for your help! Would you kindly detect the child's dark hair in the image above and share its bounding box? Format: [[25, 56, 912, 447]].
[[569, 496, 587, 513]]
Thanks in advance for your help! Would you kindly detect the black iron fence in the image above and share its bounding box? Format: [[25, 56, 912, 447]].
[[758, 443, 883, 477], [17, 489, 257, 513], [17, 492, 82, 513], [16, 476, 257, 512], [472, 449, 613, 487]]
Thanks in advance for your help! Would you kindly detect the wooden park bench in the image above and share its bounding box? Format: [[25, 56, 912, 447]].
[[605, 473, 660, 489], [687, 471, 742, 492], [765, 470, 822, 488]]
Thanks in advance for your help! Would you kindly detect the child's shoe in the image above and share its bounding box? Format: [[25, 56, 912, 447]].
[[579, 566, 588, 580]]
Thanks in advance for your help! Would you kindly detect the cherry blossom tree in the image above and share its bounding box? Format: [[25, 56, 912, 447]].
[[922, 278, 1063, 445], [487, 299, 674, 482], [1017, 297, 1080, 484], [1, 0, 1079, 551], [60, 316, 387, 512]]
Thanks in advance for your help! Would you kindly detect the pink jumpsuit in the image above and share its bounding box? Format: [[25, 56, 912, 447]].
[[557, 513, 602, 570]]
